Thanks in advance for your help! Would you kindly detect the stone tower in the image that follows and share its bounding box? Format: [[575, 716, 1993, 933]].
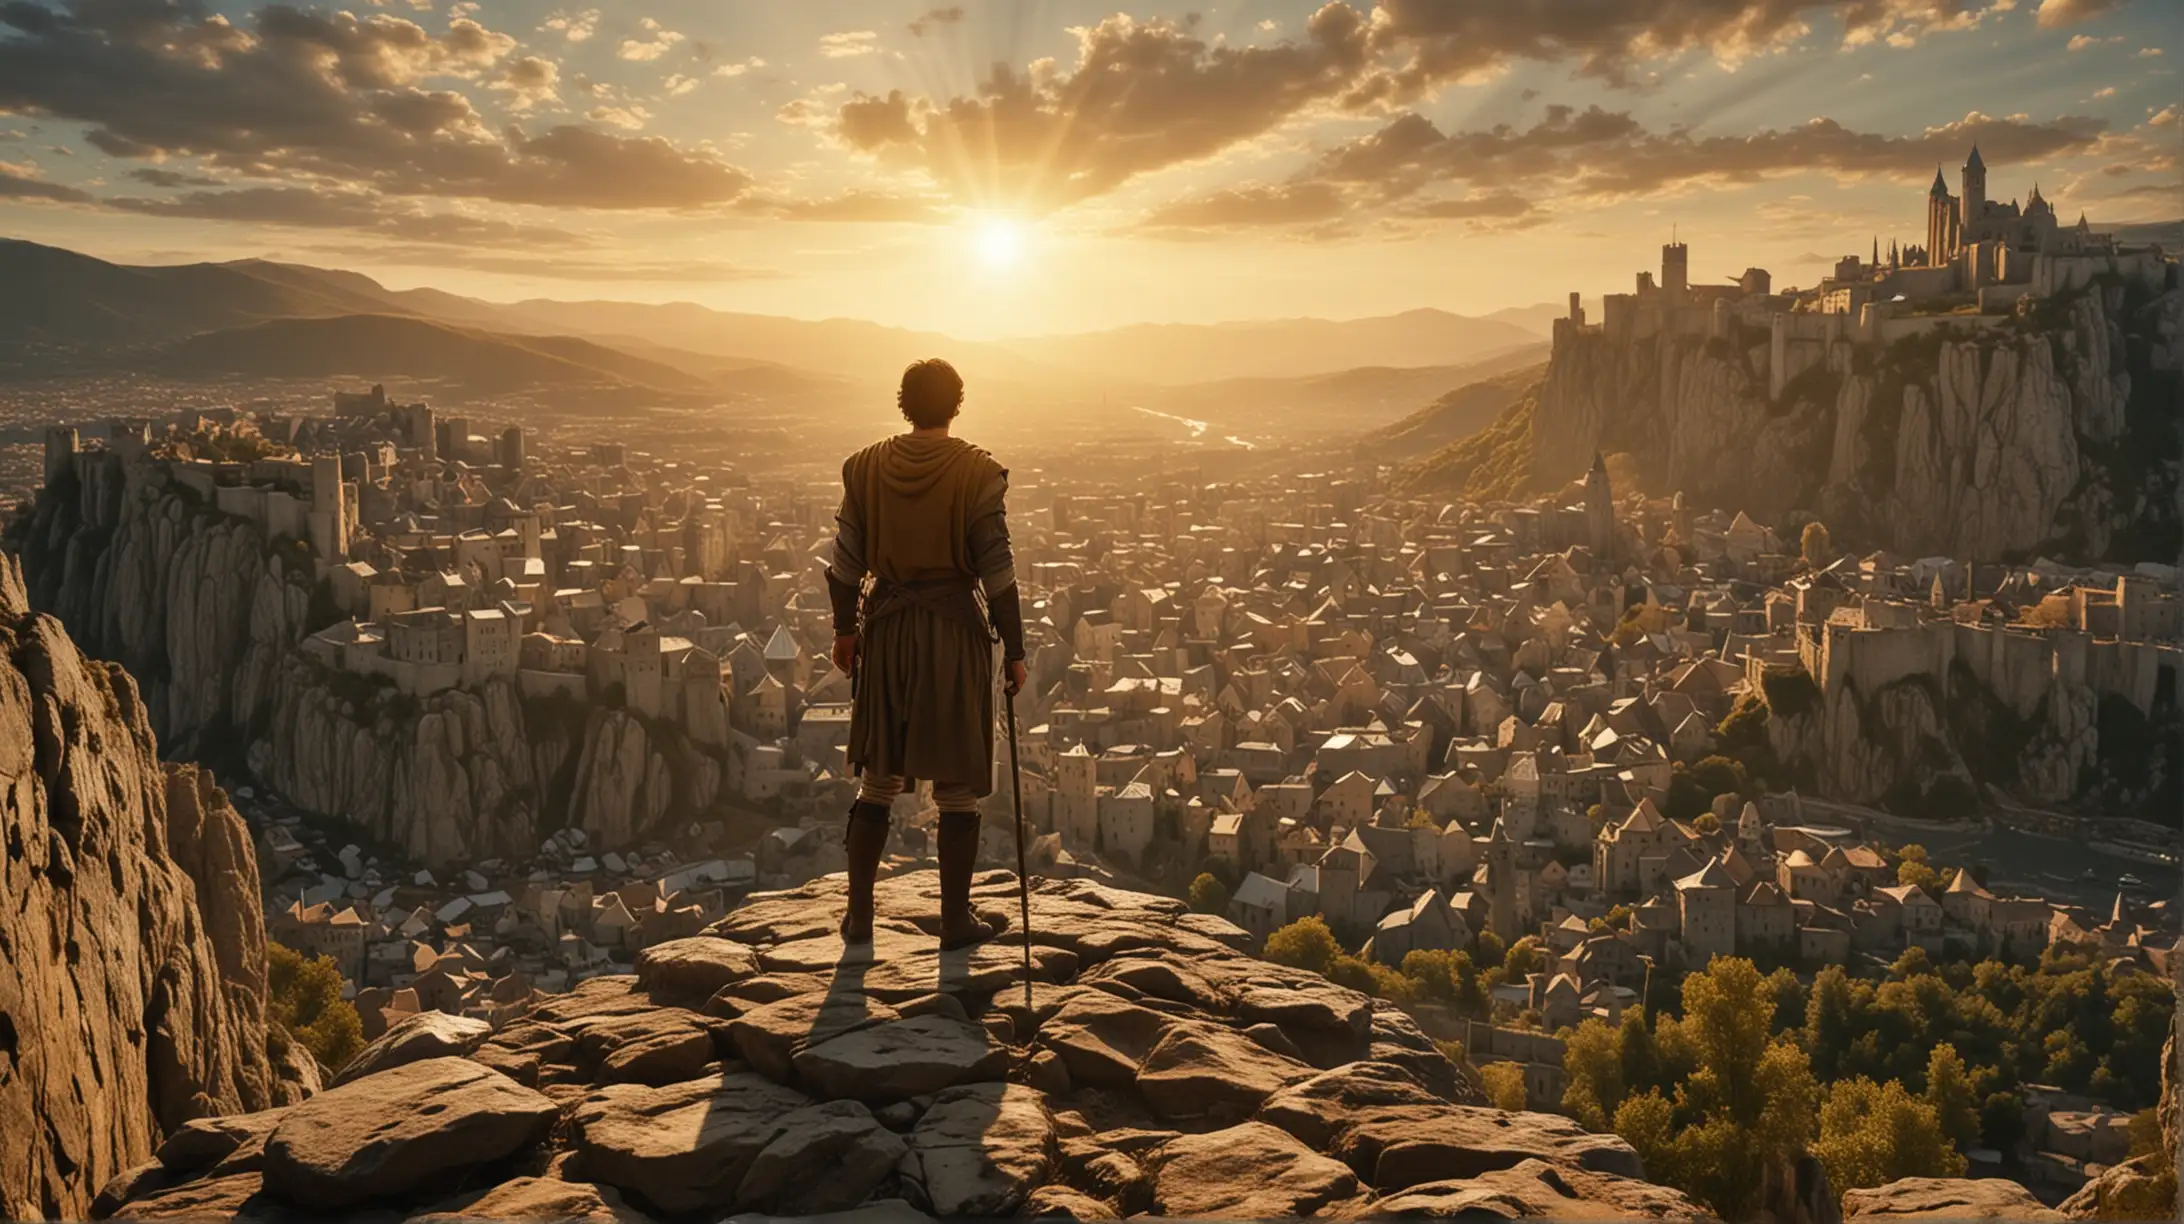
[[1926, 166, 1955, 265], [1960, 144, 1986, 236], [1487, 816, 1517, 941], [1584, 451, 1614, 560], [1660, 239, 1688, 298]]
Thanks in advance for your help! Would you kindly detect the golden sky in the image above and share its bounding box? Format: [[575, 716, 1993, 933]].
[[0, 0, 2176, 336]]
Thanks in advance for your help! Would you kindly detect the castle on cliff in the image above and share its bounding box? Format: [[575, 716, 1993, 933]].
[[1922, 144, 2103, 266]]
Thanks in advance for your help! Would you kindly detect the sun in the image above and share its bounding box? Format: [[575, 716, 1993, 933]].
[[975, 218, 1024, 268]]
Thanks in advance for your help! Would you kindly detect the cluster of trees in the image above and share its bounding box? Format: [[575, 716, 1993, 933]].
[[1260, 915, 1543, 1018], [268, 941, 364, 1073], [1561, 946, 2174, 1214]]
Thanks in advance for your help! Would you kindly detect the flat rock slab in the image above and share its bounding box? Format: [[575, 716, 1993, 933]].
[[1333, 1105, 1646, 1189], [634, 936, 763, 1004], [529, 976, 653, 1025], [857, 943, 1078, 1003], [1352, 1158, 1711, 1220], [406, 1177, 652, 1223], [722, 1197, 936, 1224], [108, 1172, 281, 1221], [1841, 1177, 2068, 1222], [1078, 952, 1234, 1015], [794, 1014, 1009, 1104], [904, 1083, 1056, 1217], [570, 1070, 812, 1214], [1148, 1121, 1363, 1219], [155, 1108, 289, 1177], [730, 992, 899, 1082], [735, 1100, 908, 1214], [261, 1057, 559, 1209], [332, 1012, 493, 1088], [758, 928, 932, 974], [471, 1022, 578, 1088], [1135, 1021, 1316, 1119]]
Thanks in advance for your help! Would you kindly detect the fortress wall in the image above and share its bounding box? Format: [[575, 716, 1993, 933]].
[[1834, 621, 1956, 698], [2083, 639, 2171, 713]]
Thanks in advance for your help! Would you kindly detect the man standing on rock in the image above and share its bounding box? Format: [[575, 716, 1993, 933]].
[[827, 357, 1027, 949]]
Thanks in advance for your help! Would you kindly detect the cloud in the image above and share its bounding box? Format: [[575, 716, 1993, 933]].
[[542, 8, 597, 42], [2035, 0, 2125, 27], [663, 74, 699, 97], [587, 105, 651, 131], [1358, 0, 2009, 96], [2067, 33, 2121, 49], [2090, 85, 2115, 98], [126, 166, 225, 188], [492, 56, 561, 111], [824, 8, 1373, 212], [907, 7, 964, 37], [617, 17, 684, 61], [0, 161, 89, 203], [2138, 47, 2164, 57], [714, 57, 766, 77], [750, 190, 953, 224], [819, 31, 881, 58], [0, 2, 754, 210], [1300, 106, 2107, 206], [313, 242, 780, 281], [1139, 182, 1347, 232]]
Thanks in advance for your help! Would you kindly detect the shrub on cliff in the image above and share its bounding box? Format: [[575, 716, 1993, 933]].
[[268, 941, 364, 1074], [1186, 872, 1230, 915], [1812, 1076, 1966, 1194]]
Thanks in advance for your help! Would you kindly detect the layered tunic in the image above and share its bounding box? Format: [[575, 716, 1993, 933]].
[[829, 434, 1015, 792]]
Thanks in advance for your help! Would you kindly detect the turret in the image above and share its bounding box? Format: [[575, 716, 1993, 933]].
[[1960, 144, 1986, 233]]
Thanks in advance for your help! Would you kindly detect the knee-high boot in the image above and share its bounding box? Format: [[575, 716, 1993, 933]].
[[841, 800, 891, 944], [937, 810, 997, 950]]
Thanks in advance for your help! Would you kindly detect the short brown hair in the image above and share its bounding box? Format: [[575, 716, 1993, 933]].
[[898, 358, 964, 429]]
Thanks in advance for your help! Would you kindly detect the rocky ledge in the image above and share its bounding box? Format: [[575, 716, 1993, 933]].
[[96, 870, 1711, 1221]]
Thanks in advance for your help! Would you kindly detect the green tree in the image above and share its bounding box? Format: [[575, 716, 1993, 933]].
[[1325, 954, 1379, 996], [1479, 1061, 1529, 1111], [1401, 949, 1457, 1002], [1262, 916, 1340, 977], [267, 941, 364, 1073], [1560, 1015, 1629, 1131], [1923, 1043, 1981, 1152], [1188, 872, 1231, 915], [1472, 930, 1507, 971], [1801, 520, 1834, 568], [1813, 1077, 1967, 1194], [1503, 936, 1543, 980], [1605, 959, 1818, 1220]]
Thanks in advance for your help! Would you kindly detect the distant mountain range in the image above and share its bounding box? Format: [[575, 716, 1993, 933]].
[[0, 238, 1563, 401]]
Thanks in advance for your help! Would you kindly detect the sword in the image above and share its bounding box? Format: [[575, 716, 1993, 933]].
[[1005, 683, 1034, 1025]]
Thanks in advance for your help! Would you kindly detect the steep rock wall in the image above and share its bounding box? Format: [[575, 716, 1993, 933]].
[[0, 557, 299, 1220], [10, 452, 310, 760], [1534, 284, 2181, 564]]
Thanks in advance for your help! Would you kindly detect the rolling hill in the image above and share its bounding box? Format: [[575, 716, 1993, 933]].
[[1001, 308, 1546, 385], [160, 314, 713, 393], [1359, 359, 1548, 458]]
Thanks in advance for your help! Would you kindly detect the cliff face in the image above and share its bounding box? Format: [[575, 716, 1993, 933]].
[[0, 556, 302, 1220], [10, 453, 311, 762], [1534, 284, 2181, 565], [12, 456, 734, 869]]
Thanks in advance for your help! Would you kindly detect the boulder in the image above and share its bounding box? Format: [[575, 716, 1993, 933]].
[[1057, 1137, 1152, 1215], [794, 1015, 1011, 1104], [1078, 952, 1235, 1016], [1134, 1021, 1316, 1119], [736, 1101, 909, 1214], [471, 1022, 579, 1088], [572, 1008, 720, 1086], [633, 936, 762, 1004], [331, 1012, 493, 1088], [720, 1197, 935, 1224], [570, 1070, 811, 1214], [1841, 1178, 2067, 1222], [1352, 1158, 1711, 1219], [903, 1083, 1056, 1216], [406, 1177, 650, 1223], [1037, 992, 1178, 1088], [1147, 1121, 1363, 1218], [261, 1058, 559, 1209], [1256, 1062, 1451, 1150], [1331, 1105, 1646, 1189], [1021, 1184, 1120, 1219]]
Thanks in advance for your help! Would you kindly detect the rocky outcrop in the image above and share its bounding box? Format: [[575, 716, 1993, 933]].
[[9, 452, 311, 760], [2059, 1027, 2178, 1220], [1532, 284, 2181, 565], [95, 870, 1709, 1221], [1841, 1177, 2065, 1222], [0, 556, 295, 1220]]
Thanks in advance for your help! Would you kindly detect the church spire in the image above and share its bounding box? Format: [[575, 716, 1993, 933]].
[[1929, 166, 1949, 196]]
